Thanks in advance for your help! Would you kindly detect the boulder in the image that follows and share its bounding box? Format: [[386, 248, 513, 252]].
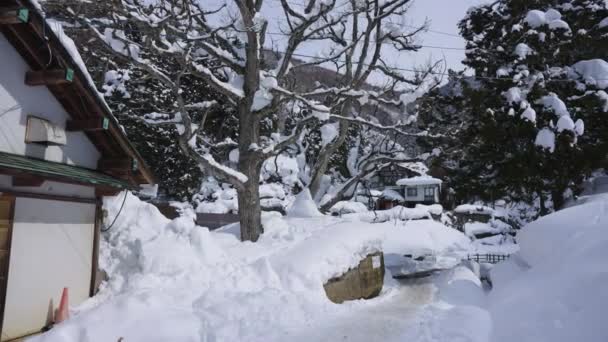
[[323, 252, 385, 304]]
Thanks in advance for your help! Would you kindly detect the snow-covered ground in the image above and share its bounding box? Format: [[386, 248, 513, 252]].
[[29, 192, 608, 342]]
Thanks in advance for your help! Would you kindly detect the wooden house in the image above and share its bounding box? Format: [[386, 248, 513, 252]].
[[0, 1, 154, 340]]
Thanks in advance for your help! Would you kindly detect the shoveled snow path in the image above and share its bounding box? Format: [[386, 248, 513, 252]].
[[285, 279, 435, 342]]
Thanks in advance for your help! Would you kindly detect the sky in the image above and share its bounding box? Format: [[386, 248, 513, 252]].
[[405, 0, 489, 71], [208, 0, 490, 84]]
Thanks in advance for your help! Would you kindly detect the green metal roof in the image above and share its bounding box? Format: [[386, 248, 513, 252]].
[[0, 152, 130, 189]]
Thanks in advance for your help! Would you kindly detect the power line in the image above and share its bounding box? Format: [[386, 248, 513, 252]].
[[265, 31, 467, 50], [267, 49, 608, 82], [266, 0, 463, 38]]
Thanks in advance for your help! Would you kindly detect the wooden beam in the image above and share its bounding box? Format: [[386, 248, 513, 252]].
[[11, 175, 44, 187], [25, 69, 74, 86], [66, 118, 110, 132], [0, 8, 29, 25], [0, 188, 97, 204]]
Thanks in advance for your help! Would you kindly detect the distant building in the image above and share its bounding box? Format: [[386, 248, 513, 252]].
[[367, 163, 442, 209], [0, 2, 153, 340]]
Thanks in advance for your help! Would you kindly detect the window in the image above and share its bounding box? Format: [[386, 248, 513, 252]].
[[406, 188, 417, 197], [424, 187, 435, 197]]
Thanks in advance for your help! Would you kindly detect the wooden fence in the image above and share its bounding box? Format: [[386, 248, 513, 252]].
[[467, 253, 510, 264], [196, 213, 239, 230]]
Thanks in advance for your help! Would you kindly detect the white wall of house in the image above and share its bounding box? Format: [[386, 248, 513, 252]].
[[403, 184, 440, 203], [0, 175, 95, 199], [2, 197, 95, 341], [0, 34, 100, 169]]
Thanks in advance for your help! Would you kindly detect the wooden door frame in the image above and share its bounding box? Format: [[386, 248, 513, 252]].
[[0, 194, 15, 341]]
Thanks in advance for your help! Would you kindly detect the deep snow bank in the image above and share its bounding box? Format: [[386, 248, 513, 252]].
[[30, 192, 470, 342], [488, 195, 608, 342]]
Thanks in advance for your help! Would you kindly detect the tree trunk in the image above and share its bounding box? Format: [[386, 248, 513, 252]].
[[309, 120, 350, 199], [237, 176, 263, 242], [551, 189, 565, 212], [538, 192, 548, 216]]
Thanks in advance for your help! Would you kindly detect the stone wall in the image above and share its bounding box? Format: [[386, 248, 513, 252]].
[[323, 252, 385, 304]]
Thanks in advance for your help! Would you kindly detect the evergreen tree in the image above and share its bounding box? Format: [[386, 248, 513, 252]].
[[454, 0, 608, 212]]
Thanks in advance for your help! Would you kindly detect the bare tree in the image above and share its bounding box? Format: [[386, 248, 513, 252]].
[[84, 0, 439, 241]]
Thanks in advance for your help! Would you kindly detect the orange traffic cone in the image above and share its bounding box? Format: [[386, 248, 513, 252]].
[[54, 287, 70, 323]]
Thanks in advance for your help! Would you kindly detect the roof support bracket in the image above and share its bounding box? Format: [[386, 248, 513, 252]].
[[25, 69, 74, 86], [66, 118, 110, 132], [0, 8, 29, 25]]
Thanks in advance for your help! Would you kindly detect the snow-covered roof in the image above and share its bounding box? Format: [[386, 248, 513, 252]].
[[396, 176, 442, 187], [381, 189, 405, 201], [454, 204, 505, 217], [397, 161, 429, 175], [7, 0, 155, 184]]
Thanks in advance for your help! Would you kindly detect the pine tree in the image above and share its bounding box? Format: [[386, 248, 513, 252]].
[[455, 0, 608, 212]]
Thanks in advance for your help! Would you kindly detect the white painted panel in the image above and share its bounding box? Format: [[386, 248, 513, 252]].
[[0, 175, 95, 199], [0, 34, 100, 168], [2, 198, 95, 341]]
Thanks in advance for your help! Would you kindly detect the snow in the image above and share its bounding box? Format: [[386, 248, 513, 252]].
[[329, 201, 368, 215], [382, 189, 405, 201], [574, 119, 585, 135], [454, 204, 501, 217], [286, 189, 323, 217], [396, 176, 443, 186], [463, 218, 512, 238], [203, 153, 249, 183], [350, 205, 444, 223], [540, 93, 569, 116], [29, 192, 478, 342], [570, 59, 608, 89], [597, 90, 608, 112], [599, 17, 608, 28], [520, 106, 537, 123], [487, 194, 608, 342], [556, 115, 575, 132], [524, 9, 571, 31], [504, 87, 523, 104], [261, 155, 300, 186], [319, 122, 339, 146], [514, 43, 533, 59], [535, 128, 556, 152]]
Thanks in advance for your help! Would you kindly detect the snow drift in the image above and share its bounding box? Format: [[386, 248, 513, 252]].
[[30, 192, 470, 342], [488, 194, 608, 342]]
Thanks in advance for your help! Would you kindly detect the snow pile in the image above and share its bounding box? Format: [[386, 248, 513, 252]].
[[351, 204, 444, 223], [487, 194, 608, 342], [535, 128, 556, 152], [286, 189, 323, 217], [261, 154, 300, 186], [29, 192, 474, 342], [329, 201, 368, 215], [570, 59, 608, 89], [194, 178, 238, 214], [524, 9, 571, 31], [454, 204, 503, 217], [470, 234, 519, 255]]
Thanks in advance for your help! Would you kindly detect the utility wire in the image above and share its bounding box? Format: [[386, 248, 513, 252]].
[[264, 31, 467, 50], [266, 0, 463, 38]]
